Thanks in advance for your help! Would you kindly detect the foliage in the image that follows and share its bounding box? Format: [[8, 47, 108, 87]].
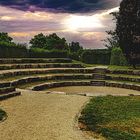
[[110, 47, 128, 66], [69, 42, 83, 53], [30, 33, 68, 50], [81, 49, 111, 65], [0, 108, 6, 121], [29, 33, 48, 48], [103, 12, 119, 50], [0, 32, 13, 43], [116, 0, 140, 67], [79, 96, 140, 140], [104, 30, 119, 50], [45, 33, 68, 50], [0, 41, 28, 58], [68, 42, 84, 60], [0, 41, 69, 58]]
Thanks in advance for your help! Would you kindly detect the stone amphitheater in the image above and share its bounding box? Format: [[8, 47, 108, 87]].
[[0, 58, 140, 140]]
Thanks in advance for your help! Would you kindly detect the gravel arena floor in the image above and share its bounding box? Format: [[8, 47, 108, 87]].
[[0, 87, 140, 140]]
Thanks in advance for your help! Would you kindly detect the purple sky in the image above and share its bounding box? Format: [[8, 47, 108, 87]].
[[0, 0, 120, 49]]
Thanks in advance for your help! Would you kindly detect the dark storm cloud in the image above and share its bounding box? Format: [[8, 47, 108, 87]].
[[0, 0, 119, 13]]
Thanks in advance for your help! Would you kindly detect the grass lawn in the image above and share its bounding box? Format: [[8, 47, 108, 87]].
[[108, 65, 140, 71], [0, 108, 6, 121], [79, 96, 140, 140]]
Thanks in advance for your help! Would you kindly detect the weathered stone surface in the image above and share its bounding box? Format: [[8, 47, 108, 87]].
[[0, 91, 21, 101], [106, 75, 140, 83], [10, 74, 93, 87], [0, 82, 10, 88], [0, 87, 15, 94], [32, 81, 91, 91], [0, 63, 84, 70], [107, 69, 140, 76], [106, 81, 140, 91], [0, 58, 72, 64], [0, 68, 95, 79]]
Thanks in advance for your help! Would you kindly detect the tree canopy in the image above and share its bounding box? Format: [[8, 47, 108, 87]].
[[0, 32, 13, 43], [116, 0, 140, 67], [30, 33, 68, 50]]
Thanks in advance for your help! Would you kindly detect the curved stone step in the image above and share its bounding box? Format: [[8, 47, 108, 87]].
[[0, 82, 10, 88], [93, 68, 107, 74], [0, 63, 84, 70], [0, 91, 21, 101], [0, 58, 72, 64], [10, 74, 94, 87], [93, 74, 106, 80], [107, 69, 140, 76], [0, 87, 15, 95], [31, 81, 92, 91], [106, 75, 140, 83], [106, 81, 140, 91], [91, 80, 105, 86], [0, 68, 95, 79]]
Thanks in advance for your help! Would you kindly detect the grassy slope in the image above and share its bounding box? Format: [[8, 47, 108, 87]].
[[0, 109, 6, 121], [79, 96, 140, 140], [108, 65, 140, 71]]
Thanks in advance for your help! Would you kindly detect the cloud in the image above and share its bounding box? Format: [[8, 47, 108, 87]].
[[0, 4, 119, 49], [0, 0, 119, 13]]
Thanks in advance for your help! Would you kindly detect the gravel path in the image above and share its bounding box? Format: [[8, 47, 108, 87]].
[[0, 87, 139, 140], [0, 90, 92, 140]]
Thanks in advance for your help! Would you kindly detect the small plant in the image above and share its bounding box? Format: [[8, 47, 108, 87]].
[[0, 108, 7, 121]]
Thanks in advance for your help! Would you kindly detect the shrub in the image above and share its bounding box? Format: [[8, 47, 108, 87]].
[[110, 47, 128, 66], [81, 49, 111, 65]]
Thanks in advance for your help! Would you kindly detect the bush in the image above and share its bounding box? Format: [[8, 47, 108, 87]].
[[81, 49, 111, 65], [0, 109, 6, 121], [0, 42, 69, 58], [110, 47, 128, 66]]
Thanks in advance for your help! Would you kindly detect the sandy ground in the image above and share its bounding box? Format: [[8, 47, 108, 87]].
[[48, 86, 140, 96], [0, 91, 92, 140], [0, 87, 139, 140]]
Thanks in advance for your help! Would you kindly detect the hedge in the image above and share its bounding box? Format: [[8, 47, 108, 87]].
[[81, 49, 111, 65], [0, 42, 68, 58]]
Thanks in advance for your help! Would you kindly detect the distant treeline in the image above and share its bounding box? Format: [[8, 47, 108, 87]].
[[0, 42, 68, 58], [0, 32, 128, 66], [0, 41, 112, 64]]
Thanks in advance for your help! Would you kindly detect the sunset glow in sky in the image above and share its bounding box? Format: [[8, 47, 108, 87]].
[[0, 0, 120, 49]]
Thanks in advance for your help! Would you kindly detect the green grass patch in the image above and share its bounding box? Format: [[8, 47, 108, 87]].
[[106, 80, 140, 85], [108, 65, 140, 71], [106, 74, 140, 79], [79, 96, 140, 140], [72, 60, 107, 67], [0, 108, 7, 121]]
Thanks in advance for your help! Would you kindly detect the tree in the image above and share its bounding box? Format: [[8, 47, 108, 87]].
[[0, 32, 13, 43], [46, 33, 68, 50], [30, 33, 68, 50], [68, 42, 83, 60], [69, 42, 83, 53], [110, 47, 128, 66], [30, 33, 47, 48], [116, 0, 140, 68], [103, 12, 119, 50]]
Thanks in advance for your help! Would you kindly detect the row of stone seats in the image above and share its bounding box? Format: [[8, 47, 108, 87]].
[[30, 80, 140, 91], [106, 69, 140, 76], [0, 67, 139, 90], [0, 63, 84, 70], [0, 85, 21, 101], [106, 75, 140, 83], [0, 74, 94, 87], [0, 68, 95, 79], [0, 58, 72, 64]]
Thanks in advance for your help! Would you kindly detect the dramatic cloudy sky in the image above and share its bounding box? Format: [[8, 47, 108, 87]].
[[0, 0, 120, 49]]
